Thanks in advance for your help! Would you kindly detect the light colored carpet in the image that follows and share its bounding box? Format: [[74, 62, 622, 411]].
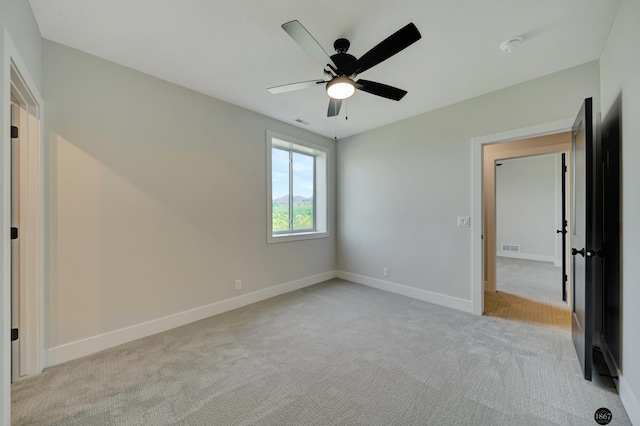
[[12, 277, 631, 425], [496, 257, 566, 306]]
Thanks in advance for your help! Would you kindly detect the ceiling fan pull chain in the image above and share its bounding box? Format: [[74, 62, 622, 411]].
[[345, 100, 348, 120]]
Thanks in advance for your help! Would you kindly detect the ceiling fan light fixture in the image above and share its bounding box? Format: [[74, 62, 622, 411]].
[[326, 76, 356, 100]]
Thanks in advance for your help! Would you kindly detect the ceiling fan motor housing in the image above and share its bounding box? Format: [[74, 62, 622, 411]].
[[330, 38, 359, 76], [334, 38, 350, 53]]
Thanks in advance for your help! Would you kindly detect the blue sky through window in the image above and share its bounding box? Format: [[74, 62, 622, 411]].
[[272, 148, 289, 200], [272, 148, 314, 200], [292, 152, 313, 199]]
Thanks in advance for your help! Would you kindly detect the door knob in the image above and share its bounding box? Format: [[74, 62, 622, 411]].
[[556, 229, 567, 234], [572, 248, 585, 257]]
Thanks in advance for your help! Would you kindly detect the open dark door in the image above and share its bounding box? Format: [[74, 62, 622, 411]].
[[571, 97, 601, 381], [557, 153, 568, 302], [601, 95, 621, 374]]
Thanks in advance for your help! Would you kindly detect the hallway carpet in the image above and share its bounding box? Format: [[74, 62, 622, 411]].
[[485, 257, 570, 329]]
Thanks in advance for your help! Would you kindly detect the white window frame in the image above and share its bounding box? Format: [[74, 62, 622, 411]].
[[266, 130, 329, 243]]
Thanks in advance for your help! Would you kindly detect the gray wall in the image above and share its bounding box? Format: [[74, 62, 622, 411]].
[[337, 61, 599, 301], [42, 40, 336, 349], [0, 0, 41, 87], [600, 0, 640, 422], [496, 154, 558, 261]]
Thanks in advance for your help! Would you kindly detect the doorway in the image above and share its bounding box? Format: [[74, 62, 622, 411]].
[[485, 153, 570, 328], [1, 33, 45, 425], [470, 119, 575, 315], [482, 132, 571, 295], [6, 72, 43, 383]]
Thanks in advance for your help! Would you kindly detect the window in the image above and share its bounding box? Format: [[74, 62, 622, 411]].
[[267, 131, 329, 243]]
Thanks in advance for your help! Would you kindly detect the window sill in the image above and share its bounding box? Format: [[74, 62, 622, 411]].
[[267, 231, 330, 244]]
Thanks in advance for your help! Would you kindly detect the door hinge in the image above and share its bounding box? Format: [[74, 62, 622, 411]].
[[11, 328, 18, 341], [564, 165, 567, 173], [564, 274, 568, 282], [11, 227, 19, 240], [11, 125, 19, 139]]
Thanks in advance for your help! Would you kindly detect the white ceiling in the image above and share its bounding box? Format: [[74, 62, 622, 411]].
[[28, 0, 620, 139]]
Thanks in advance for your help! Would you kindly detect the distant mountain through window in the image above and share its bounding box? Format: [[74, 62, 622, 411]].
[[273, 195, 313, 205]]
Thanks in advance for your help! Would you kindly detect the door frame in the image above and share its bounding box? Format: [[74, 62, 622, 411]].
[[471, 118, 575, 315], [1, 29, 44, 424]]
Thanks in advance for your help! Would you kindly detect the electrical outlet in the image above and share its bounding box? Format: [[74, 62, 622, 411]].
[[457, 217, 470, 227], [235, 280, 242, 290], [383, 268, 389, 277]]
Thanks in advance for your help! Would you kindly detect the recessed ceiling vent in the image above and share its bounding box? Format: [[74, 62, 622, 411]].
[[295, 118, 309, 125]]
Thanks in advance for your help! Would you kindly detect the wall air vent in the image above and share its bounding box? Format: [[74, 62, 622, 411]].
[[501, 244, 521, 252]]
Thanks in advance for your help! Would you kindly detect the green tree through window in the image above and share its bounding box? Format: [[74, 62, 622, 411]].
[[271, 147, 315, 233]]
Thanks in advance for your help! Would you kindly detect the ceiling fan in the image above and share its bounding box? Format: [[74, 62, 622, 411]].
[[268, 20, 422, 117]]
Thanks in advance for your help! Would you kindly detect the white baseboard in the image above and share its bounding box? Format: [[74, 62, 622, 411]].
[[620, 374, 640, 426], [336, 271, 473, 314], [44, 271, 337, 367], [497, 251, 556, 263]]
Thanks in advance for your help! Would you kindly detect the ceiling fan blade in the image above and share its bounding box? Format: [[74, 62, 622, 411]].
[[356, 79, 407, 101], [354, 23, 421, 75], [268, 79, 326, 94], [327, 98, 342, 117], [282, 20, 336, 70]]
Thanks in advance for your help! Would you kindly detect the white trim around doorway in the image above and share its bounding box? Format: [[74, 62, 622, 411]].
[[1, 28, 45, 426], [470, 118, 574, 316]]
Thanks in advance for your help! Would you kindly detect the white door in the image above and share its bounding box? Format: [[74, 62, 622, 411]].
[[10, 101, 21, 381]]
